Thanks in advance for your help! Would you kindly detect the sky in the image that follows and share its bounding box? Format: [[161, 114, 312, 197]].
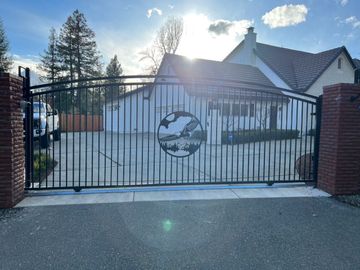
[[1, 0, 360, 81]]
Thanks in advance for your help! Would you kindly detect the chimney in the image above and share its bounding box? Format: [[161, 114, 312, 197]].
[[243, 27, 257, 66]]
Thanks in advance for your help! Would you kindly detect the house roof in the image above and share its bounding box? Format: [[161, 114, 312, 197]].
[[107, 53, 296, 104], [161, 53, 284, 95], [224, 42, 356, 92], [354, 58, 360, 69]]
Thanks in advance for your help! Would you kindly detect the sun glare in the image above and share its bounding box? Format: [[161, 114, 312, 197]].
[[177, 13, 249, 62]]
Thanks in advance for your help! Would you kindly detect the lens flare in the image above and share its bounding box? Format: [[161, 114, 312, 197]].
[[162, 219, 173, 232]]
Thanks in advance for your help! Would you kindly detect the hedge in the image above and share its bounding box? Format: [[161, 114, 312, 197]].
[[190, 130, 207, 140], [222, 129, 300, 144], [33, 153, 58, 182], [306, 129, 316, 136]]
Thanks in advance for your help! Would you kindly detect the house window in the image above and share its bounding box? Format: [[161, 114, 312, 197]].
[[240, 104, 248, 116], [208, 101, 220, 115], [250, 104, 255, 117], [338, 58, 342, 69], [232, 104, 240, 116], [222, 103, 231, 116], [107, 105, 120, 111]]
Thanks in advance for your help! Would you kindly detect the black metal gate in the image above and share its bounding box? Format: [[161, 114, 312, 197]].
[[21, 69, 321, 190]]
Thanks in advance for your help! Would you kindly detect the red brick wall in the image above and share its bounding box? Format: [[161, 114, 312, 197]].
[[0, 73, 24, 208], [318, 83, 360, 195]]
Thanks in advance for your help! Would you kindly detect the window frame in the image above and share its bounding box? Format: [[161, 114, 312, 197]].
[[240, 104, 249, 117], [222, 103, 231, 116], [232, 103, 240, 116], [338, 58, 342, 69], [249, 104, 255, 117]]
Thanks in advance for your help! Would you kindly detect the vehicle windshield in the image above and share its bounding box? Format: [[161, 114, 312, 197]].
[[33, 103, 46, 113]]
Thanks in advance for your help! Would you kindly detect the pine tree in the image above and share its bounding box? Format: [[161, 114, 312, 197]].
[[106, 55, 123, 78], [0, 19, 13, 73], [38, 28, 66, 112], [57, 10, 103, 113], [57, 10, 102, 80], [105, 55, 123, 102], [38, 28, 61, 83]]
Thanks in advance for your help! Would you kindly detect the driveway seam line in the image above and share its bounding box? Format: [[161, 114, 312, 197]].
[[230, 189, 240, 199]]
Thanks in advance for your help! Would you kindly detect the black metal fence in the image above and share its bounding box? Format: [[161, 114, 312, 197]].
[[22, 70, 320, 190]]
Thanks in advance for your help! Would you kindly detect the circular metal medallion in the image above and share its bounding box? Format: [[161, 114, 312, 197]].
[[157, 111, 204, 158]]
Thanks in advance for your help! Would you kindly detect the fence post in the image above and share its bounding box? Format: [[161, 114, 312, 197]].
[[312, 95, 322, 184], [0, 73, 25, 208], [23, 68, 32, 188]]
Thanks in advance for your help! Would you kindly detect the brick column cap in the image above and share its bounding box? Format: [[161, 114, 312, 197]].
[[0, 72, 23, 80], [323, 83, 360, 91]]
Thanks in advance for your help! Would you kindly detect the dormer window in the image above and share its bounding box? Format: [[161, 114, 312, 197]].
[[338, 58, 342, 69]]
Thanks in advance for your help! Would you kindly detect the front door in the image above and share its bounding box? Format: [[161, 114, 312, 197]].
[[270, 105, 277, 129]]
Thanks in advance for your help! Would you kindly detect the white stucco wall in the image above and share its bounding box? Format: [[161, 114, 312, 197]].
[[103, 85, 188, 133], [306, 52, 355, 96], [104, 90, 262, 133], [225, 43, 247, 65]]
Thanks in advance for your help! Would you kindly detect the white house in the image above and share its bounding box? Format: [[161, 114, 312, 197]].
[[104, 27, 357, 144], [104, 54, 287, 144], [224, 27, 356, 96]]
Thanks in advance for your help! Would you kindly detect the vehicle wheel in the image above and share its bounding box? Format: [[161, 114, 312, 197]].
[[40, 130, 50, 148], [53, 128, 61, 141]]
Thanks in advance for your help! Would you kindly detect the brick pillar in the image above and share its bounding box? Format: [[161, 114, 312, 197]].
[[317, 83, 360, 195], [0, 73, 25, 208]]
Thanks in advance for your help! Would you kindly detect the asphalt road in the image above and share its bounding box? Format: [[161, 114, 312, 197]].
[[1, 197, 360, 269]]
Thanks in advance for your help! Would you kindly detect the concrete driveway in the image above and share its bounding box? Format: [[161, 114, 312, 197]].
[[34, 131, 314, 188], [1, 197, 360, 269]]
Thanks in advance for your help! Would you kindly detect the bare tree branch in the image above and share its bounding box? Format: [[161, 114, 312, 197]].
[[140, 17, 183, 74]]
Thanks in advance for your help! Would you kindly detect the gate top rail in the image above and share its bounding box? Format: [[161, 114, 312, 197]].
[[28, 74, 318, 101]]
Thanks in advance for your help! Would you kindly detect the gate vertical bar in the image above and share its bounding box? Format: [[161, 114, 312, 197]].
[[312, 95, 322, 184], [22, 67, 32, 188]]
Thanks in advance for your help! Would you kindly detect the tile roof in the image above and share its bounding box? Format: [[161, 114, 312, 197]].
[[255, 43, 357, 92], [354, 58, 360, 69], [225, 42, 356, 92], [161, 53, 284, 95]]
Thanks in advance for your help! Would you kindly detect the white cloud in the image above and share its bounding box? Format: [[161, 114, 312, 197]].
[[12, 55, 40, 72], [168, 4, 174, 9], [147, 8, 162, 18], [12, 55, 42, 85], [176, 13, 253, 60], [339, 0, 349, 6], [262, 4, 308, 29], [208, 20, 233, 35], [345, 16, 360, 28]]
